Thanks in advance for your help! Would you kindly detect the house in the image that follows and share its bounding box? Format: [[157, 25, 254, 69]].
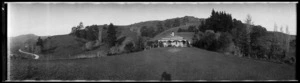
[[157, 31, 191, 47]]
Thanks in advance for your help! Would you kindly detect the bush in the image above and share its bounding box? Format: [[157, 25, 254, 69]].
[[193, 30, 233, 52], [107, 46, 121, 56], [192, 30, 217, 50], [284, 57, 295, 65], [217, 32, 233, 51], [85, 41, 95, 51], [134, 36, 145, 51], [124, 42, 135, 53]]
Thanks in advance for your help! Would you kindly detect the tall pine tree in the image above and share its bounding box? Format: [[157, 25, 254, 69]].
[[107, 23, 117, 47]]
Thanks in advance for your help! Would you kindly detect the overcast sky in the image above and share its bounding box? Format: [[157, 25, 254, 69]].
[[8, 2, 297, 37]]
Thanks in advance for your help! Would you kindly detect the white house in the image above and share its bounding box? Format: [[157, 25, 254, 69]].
[[158, 32, 190, 47]]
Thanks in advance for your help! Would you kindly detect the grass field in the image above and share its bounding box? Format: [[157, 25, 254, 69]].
[[9, 47, 295, 80]]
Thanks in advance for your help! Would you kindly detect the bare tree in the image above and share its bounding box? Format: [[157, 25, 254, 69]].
[[273, 23, 278, 32], [285, 25, 289, 34], [245, 14, 252, 57], [280, 25, 284, 33], [285, 25, 290, 56]]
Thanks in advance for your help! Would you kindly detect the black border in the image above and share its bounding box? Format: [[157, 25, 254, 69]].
[[2, 1, 8, 82], [1, 0, 299, 82]]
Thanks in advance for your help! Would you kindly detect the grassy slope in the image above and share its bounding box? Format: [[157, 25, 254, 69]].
[[41, 34, 88, 59], [116, 27, 139, 52], [10, 47, 295, 80], [151, 25, 195, 41]]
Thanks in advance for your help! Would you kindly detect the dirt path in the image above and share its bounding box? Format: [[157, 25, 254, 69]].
[[18, 49, 39, 59]]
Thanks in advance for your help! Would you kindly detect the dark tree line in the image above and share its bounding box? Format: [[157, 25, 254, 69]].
[[36, 37, 43, 48], [199, 9, 233, 33], [70, 23, 100, 41], [70, 22, 118, 48], [193, 9, 291, 64]]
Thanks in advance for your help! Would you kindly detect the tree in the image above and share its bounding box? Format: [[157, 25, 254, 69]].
[[78, 22, 84, 29], [78, 30, 86, 39], [135, 36, 145, 51], [203, 10, 233, 32], [250, 25, 267, 44], [250, 25, 267, 58], [211, 9, 216, 16], [198, 21, 206, 32], [269, 32, 287, 61], [285, 25, 290, 56], [285, 25, 289, 34], [36, 37, 43, 48], [280, 25, 284, 33], [231, 18, 248, 57], [244, 14, 253, 57], [218, 32, 233, 51], [192, 30, 219, 51], [274, 23, 278, 32], [107, 23, 117, 47]]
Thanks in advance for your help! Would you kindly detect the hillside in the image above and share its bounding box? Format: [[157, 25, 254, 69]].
[[150, 25, 195, 41], [10, 15, 295, 60], [40, 34, 88, 59], [10, 47, 295, 80], [9, 34, 48, 55], [127, 16, 204, 36]]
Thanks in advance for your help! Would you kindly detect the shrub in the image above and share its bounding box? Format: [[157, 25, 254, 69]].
[[85, 41, 95, 51], [107, 46, 121, 56], [193, 30, 217, 50], [284, 57, 295, 65], [193, 30, 233, 52], [124, 42, 135, 53], [217, 32, 233, 51], [134, 36, 146, 51]]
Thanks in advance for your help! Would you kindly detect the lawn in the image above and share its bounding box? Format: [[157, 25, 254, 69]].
[[9, 47, 295, 80]]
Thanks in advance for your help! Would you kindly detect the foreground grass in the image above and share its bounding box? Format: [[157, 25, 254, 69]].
[[9, 47, 295, 80]]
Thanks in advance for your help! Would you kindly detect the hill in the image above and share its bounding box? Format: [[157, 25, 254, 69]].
[[9, 34, 48, 55], [150, 25, 195, 41], [127, 16, 204, 36], [40, 34, 89, 59], [10, 47, 295, 80]]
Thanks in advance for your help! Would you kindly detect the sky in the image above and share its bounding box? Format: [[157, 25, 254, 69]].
[[7, 2, 297, 37]]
